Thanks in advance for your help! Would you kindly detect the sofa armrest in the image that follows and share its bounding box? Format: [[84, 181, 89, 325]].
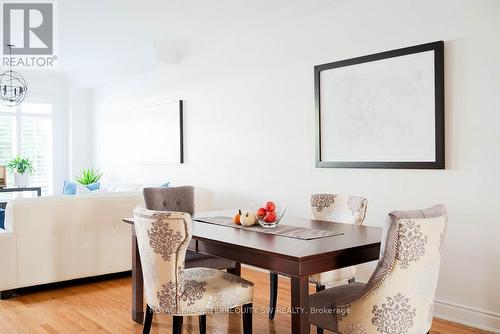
[[0, 230, 17, 291]]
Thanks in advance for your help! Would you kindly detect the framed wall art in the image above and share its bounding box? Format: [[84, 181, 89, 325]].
[[131, 100, 184, 164], [315, 41, 444, 169]]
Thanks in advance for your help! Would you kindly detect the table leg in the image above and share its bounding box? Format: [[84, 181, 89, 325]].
[[132, 227, 144, 324], [290, 275, 310, 334]]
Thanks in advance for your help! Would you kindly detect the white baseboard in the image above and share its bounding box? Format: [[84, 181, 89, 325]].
[[242, 265, 500, 333], [434, 299, 500, 333]]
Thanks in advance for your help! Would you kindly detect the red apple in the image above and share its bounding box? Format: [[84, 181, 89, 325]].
[[265, 201, 276, 212], [264, 211, 277, 223], [257, 207, 267, 219]]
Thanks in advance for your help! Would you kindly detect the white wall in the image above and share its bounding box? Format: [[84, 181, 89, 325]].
[[22, 72, 70, 193], [68, 88, 93, 177], [21, 74, 94, 194], [92, 0, 500, 331]]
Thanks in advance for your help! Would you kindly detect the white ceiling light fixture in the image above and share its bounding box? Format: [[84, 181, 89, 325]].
[[153, 40, 181, 64], [0, 44, 28, 107]]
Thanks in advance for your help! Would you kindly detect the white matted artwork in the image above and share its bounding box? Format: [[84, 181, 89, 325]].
[[315, 41, 444, 169], [131, 100, 184, 164]]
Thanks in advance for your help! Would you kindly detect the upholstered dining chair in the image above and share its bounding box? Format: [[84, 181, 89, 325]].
[[308, 205, 447, 334], [133, 207, 254, 334], [268, 194, 368, 322], [143, 186, 240, 274]]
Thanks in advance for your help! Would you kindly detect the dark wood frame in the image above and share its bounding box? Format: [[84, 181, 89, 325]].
[[178, 100, 184, 164], [314, 41, 445, 169]]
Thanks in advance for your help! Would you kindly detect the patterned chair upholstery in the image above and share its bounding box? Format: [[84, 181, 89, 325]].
[[309, 194, 368, 286], [268, 194, 368, 322], [133, 207, 254, 334], [308, 205, 447, 334]]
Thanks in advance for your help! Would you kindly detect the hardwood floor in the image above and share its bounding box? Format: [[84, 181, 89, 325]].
[[0, 268, 491, 334]]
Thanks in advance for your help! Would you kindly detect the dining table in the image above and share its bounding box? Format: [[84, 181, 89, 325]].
[[122, 211, 382, 334]]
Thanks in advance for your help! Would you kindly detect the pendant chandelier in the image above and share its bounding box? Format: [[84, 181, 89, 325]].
[[0, 44, 28, 107]]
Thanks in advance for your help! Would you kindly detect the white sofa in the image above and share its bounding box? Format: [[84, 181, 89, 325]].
[[0, 191, 143, 296]]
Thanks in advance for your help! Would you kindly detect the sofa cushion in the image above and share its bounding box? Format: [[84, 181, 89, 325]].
[[2, 192, 143, 292], [0, 208, 4, 229]]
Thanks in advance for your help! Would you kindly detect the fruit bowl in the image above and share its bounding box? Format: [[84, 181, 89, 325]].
[[257, 203, 287, 229]]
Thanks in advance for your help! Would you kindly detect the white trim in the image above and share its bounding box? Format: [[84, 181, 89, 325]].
[[435, 299, 500, 319], [434, 299, 500, 333]]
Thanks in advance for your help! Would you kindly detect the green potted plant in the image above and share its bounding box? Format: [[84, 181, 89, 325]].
[[7, 156, 33, 187], [76, 168, 103, 186]]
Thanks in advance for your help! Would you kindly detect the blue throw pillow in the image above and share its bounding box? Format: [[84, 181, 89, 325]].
[[63, 180, 100, 194], [63, 180, 77, 195], [0, 208, 5, 230], [86, 182, 100, 191], [161, 182, 170, 188]]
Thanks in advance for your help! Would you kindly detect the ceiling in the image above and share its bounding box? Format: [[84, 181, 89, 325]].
[[53, 0, 325, 87]]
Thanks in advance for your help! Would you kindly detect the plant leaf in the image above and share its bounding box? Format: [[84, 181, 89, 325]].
[[76, 167, 103, 185]]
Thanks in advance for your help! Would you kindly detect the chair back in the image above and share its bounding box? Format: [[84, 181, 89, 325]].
[[133, 206, 192, 313], [310, 194, 367, 224], [143, 186, 195, 214], [339, 205, 447, 334]]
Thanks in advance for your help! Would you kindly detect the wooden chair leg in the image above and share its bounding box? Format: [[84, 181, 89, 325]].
[[228, 263, 242, 311], [142, 305, 153, 334], [269, 272, 278, 320], [198, 315, 206, 334], [242, 303, 253, 334], [173, 315, 183, 334], [227, 262, 241, 276], [314, 285, 325, 334]]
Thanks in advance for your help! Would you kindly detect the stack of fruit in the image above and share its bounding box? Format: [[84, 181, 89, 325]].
[[232, 201, 282, 228], [256, 201, 277, 225], [233, 209, 257, 226]]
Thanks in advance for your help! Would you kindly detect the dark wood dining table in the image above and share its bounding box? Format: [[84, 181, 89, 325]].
[[122, 212, 382, 334]]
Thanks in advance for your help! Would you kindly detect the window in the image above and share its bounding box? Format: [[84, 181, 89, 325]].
[[0, 102, 53, 197]]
